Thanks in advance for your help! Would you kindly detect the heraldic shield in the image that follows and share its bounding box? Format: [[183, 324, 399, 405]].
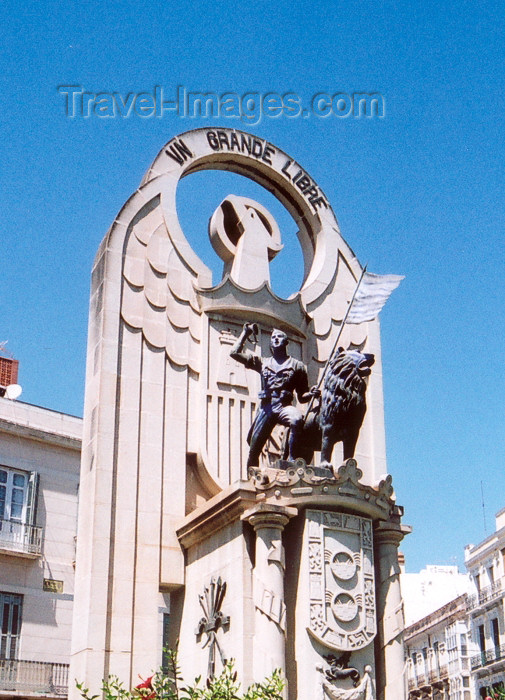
[[306, 510, 376, 652]]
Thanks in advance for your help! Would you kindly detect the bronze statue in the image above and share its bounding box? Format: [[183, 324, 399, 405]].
[[297, 348, 375, 465], [230, 324, 319, 466]]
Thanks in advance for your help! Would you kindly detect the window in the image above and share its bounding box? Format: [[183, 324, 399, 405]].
[[0, 467, 39, 555], [0, 467, 38, 525], [478, 624, 485, 652], [0, 468, 27, 522], [492, 618, 500, 648], [161, 613, 170, 672], [0, 593, 22, 659], [433, 641, 440, 673]]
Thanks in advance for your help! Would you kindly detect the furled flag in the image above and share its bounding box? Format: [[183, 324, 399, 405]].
[[346, 271, 404, 324]]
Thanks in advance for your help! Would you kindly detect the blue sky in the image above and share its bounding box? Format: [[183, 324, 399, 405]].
[[1, 0, 504, 572]]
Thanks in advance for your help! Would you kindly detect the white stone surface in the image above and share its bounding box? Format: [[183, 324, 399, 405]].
[[209, 195, 283, 290], [293, 509, 376, 700], [243, 503, 296, 686], [177, 519, 255, 687], [375, 523, 408, 700]]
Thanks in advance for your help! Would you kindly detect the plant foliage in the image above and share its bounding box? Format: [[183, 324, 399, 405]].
[[485, 684, 505, 700], [76, 649, 284, 700]]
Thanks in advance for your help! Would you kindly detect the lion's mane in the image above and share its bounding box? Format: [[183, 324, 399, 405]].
[[319, 350, 371, 437], [296, 349, 374, 464]]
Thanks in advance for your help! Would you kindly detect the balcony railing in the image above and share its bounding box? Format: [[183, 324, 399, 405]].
[[470, 644, 505, 670], [0, 659, 68, 695], [0, 519, 42, 556], [408, 661, 450, 691], [429, 664, 449, 682], [467, 579, 504, 610], [415, 671, 426, 687]]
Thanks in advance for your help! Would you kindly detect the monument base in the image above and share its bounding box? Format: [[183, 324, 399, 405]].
[[175, 459, 410, 700]]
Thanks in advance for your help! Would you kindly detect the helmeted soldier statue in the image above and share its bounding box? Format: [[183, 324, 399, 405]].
[[230, 324, 319, 467]]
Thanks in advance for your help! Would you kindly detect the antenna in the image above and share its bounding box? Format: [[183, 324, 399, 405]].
[[5, 384, 22, 400], [0, 341, 16, 359], [480, 480, 487, 535]]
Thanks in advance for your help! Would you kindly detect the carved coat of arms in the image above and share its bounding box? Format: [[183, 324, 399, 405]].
[[306, 510, 376, 652]]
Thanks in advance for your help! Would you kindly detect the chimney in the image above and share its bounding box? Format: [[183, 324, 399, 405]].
[[0, 355, 19, 397], [398, 551, 406, 573]]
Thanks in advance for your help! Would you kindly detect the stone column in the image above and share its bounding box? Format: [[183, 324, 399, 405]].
[[243, 503, 297, 684], [375, 521, 410, 700]]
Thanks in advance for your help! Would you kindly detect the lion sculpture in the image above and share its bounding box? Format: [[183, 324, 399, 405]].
[[297, 348, 375, 466]]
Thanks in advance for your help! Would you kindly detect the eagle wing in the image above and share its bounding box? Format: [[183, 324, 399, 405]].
[[121, 195, 208, 372]]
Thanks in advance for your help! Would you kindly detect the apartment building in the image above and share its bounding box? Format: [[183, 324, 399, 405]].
[[404, 593, 476, 700], [0, 396, 81, 699], [465, 509, 505, 698]]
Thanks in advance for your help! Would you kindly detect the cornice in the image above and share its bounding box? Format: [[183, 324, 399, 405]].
[[249, 458, 403, 523], [177, 459, 407, 551], [0, 417, 82, 451]]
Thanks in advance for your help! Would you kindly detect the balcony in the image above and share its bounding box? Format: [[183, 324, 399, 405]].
[[0, 519, 42, 557], [0, 660, 68, 696], [429, 664, 449, 682], [467, 579, 504, 610], [408, 671, 427, 689], [470, 644, 505, 670], [408, 661, 450, 692]]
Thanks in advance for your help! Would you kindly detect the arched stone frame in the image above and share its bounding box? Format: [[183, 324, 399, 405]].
[[139, 127, 362, 305]]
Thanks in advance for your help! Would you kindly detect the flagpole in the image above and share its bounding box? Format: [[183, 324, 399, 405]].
[[303, 264, 368, 422]]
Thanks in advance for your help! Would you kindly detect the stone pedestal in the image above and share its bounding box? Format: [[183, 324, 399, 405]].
[[174, 460, 410, 700]]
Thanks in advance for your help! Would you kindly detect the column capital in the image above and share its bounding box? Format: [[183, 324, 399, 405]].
[[242, 503, 298, 532], [374, 520, 411, 548]]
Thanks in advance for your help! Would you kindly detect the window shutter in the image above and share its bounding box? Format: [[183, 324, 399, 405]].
[[25, 472, 39, 526]]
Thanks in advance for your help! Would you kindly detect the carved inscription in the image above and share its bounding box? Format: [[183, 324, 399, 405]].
[[204, 129, 329, 213], [306, 510, 376, 652]]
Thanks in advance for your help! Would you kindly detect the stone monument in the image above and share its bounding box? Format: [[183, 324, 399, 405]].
[[70, 127, 410, 700]]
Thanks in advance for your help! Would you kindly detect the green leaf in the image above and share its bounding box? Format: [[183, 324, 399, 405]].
[[76, 649, 284, 700]]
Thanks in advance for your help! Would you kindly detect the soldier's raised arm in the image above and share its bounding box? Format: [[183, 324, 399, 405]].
[[230, 323, 259, 367]]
